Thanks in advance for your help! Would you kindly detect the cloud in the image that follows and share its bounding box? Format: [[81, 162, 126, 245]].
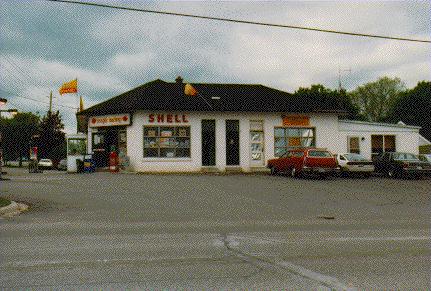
[[1, 1, 430, 133]]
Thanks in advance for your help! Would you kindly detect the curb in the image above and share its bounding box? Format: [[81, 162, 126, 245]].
[[0, 201, 29, 218]]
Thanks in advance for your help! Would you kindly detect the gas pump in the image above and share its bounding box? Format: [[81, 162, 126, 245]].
[[109, 145, 119, 173]]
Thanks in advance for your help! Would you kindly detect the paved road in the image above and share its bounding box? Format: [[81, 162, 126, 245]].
[[1, 168, 430, 290]]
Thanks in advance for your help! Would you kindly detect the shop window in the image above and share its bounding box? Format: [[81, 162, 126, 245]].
[[274, 127, 315, 157], [348, 136, 360, 154], [371, 135, 396, 157], [143, 126, 190, 158]]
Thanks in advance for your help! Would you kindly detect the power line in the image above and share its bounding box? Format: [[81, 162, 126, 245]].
[[3, 56, 48, 89], [0, 87, 78, 110], [45, 0, 431, 43]]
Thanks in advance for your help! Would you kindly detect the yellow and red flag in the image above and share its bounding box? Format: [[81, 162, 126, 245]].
[[59, 78, 78, 95], [184, 83, 198, 96]]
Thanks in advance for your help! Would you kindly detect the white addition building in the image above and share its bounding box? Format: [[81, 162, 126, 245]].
[[77, 78, 422, 172]]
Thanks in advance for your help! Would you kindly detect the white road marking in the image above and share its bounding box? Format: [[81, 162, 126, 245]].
[[276, 260, 357, 291], [225, 235, 357, 291]]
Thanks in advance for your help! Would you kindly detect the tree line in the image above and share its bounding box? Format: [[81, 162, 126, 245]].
[[0, 111, 66, 166], [293, 77, 430, 141]]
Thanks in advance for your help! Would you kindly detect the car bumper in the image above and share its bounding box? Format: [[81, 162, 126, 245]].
[[402, 168, 431, 175], [345, 165, 375, 172], [302, 167, 338, 174]]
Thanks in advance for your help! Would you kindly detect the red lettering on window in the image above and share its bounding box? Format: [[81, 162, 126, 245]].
[[149, 114, 155, 123], [182, 115, 188, 123], [157, 114, 164, 123], [175, 115, 181, 122]]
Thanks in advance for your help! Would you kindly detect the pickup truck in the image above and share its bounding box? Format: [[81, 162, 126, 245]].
[[267, 148, 338, 178]]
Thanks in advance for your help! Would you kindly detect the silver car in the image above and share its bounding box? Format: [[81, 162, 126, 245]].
[[335, 153, 375, 177]]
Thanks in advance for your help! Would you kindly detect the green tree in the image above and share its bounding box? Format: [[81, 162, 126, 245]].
[[349, 77, 406, 122], [293, 84, 364, 120], [37, 111, 66, 161], [386, 81, 431, 141], [0, 112, 40, 165]]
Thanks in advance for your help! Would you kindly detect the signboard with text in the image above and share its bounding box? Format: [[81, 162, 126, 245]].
[[89, 114, 131, 127], [148, 113, 189, 124], [282, 115, 310, 127]]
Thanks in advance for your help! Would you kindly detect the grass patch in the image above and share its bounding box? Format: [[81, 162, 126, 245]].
[[0, 197, 12, 208]]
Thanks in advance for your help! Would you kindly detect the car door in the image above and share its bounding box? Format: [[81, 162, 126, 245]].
[[278, 151, 293, 172]]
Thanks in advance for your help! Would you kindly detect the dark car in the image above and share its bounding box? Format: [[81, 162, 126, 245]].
[[373, 152, 431, 178], [267, 148, 338, 178], [57, 159, 67, 171]]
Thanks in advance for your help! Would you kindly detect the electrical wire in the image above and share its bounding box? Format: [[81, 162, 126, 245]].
[[0, 87, 78, 110], [3, 56, 48, 89], [45, 0, 431, 43]]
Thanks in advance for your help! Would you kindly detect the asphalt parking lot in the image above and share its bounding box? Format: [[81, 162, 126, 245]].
[[1, 167, 430, 289]]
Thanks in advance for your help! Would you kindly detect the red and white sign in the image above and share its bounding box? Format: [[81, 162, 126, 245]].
[[148, 113, 188, 123], [89, 114, 131, 127]]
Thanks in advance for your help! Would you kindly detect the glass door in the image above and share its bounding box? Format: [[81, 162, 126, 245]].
[[250, 121, 264, 167]]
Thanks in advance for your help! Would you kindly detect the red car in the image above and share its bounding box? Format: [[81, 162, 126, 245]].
[[267, 148, 338, 177]]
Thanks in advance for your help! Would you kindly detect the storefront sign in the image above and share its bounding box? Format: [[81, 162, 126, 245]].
[[148, 114, 188, 123], [282, 115, 310, 127], [89, 114, 131, 127]]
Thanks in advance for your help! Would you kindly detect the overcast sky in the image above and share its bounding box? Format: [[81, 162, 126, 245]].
[[1, 0, 430, 133]]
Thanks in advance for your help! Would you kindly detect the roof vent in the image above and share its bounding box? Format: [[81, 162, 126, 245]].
[[175, 76, 183, 84], [211, 96, 221, 100]]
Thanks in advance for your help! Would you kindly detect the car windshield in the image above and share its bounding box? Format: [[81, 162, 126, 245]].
[[393, 153, 419, 160], [344, 153, 368, 161], [308, 150, 332, 157]]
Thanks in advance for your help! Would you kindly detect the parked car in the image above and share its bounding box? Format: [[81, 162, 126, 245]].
[[418, 154, 431, 163], [373, 152, 431, 178], [38, 159, 53, 170], [335, 153, 374, 177], [57, 159, 67, 171], [267, 148, 338, 178]]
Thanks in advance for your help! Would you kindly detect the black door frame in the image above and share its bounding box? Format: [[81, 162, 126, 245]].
[[201, 120, 216, 166], [226, 120, 240, 166]]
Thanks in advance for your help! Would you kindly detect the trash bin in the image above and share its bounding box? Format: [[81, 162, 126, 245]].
[[83, 158, 95, 173], [76, 159, 84, 173]]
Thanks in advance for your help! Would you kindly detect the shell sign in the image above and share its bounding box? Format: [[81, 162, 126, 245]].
[[89, 114, 131, 127]]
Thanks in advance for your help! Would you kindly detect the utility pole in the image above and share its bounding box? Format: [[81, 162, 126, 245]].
[[48, 91, 53, 113], [338, 67, 352, 91]]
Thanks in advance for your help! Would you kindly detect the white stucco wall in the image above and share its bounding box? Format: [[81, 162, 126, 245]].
[[338, 120, 420, 159], [86, 113, 421, 172], [123, 111, 340, 172]]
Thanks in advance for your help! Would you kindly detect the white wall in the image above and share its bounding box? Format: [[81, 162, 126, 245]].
[[123, 111, 340, 172], [338, 120, 420, 159]]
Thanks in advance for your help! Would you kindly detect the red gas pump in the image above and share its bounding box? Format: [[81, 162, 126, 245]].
[[109, 146, 119, 173]]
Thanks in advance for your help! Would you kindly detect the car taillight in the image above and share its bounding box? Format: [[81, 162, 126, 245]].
[[403, 162, 409, 168]]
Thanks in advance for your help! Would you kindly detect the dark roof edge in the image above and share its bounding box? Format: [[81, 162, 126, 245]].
[[77, 79, 166, 116]]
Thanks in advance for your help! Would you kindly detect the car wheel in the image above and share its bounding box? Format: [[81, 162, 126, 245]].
[[270, 167, 278, 175]]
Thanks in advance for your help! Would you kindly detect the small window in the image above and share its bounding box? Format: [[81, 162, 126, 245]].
[[348, 137, 360, 154]]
